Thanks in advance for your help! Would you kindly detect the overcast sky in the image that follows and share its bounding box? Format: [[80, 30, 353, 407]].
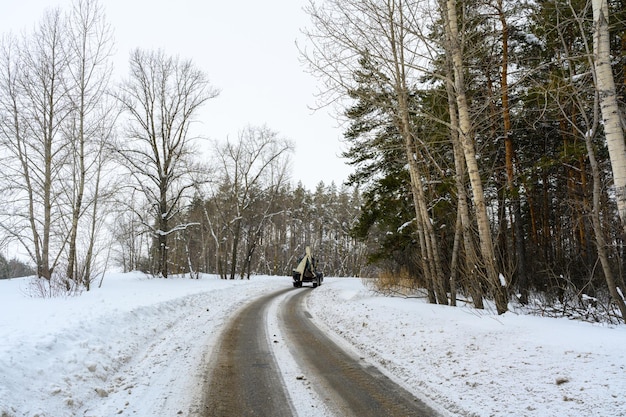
[[1, 0, 352, 190]]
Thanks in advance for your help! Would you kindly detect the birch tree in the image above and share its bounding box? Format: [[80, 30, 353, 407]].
[[442, 0, 509, 313], [63, 0, 114, 286], [444, 66, 485, 308], [557, 0, 626, 321], [591, 0, 626, 234], [115, 49, 219, 278], [302, 0, 449, 305], [0, 9, 71, 281]]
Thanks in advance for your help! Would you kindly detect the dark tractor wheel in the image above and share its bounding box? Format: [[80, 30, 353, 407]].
[[293, 273, 303, 288]]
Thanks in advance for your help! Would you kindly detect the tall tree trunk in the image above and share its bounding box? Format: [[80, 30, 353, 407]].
[[592, 0, 626, 234], [497, 0, 528, 303], [389, 5, 447, 305], [449, 210, 461, 307], [445, 65, 484, 308], [66, 100, 85, 285], [230, 219, 241, 280], [159, 189, 169, 278], [445, 0, 508, 313], [83, 140, 106, 290], [40, 38, 58, 282], [584, 130, 626, 322]]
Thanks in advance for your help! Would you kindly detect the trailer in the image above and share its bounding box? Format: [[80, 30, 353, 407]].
[[292, 246, 324, 288]]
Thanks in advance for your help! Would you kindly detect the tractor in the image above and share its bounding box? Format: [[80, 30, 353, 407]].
[[292, 246, 323, 288]]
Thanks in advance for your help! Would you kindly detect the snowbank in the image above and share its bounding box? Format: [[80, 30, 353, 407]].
[[0, 273, 286, 417], [308, 278, 626, 417]]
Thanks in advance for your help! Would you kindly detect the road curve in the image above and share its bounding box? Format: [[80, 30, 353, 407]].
[[202, 288, 294, 417], [201, 285, 441, 417], [281, 287, 442, 417]]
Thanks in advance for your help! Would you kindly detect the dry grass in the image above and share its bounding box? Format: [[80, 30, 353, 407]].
[[369, 268, 425, 297]]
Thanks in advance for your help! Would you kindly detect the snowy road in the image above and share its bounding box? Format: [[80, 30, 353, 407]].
[[280, 287, 441, 416], [203, 288, 294, 416], [202, 285, 442, 416]]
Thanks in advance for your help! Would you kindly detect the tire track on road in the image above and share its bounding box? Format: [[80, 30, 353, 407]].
[[202, 285, 443, 417], [202, 288, 294, 417], [281, 288, 442, 417]]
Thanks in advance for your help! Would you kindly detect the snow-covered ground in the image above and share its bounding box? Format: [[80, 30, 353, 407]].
[[0, 273, 624, 417]]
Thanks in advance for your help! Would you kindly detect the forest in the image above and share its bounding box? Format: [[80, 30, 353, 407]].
[[1, 0, 626, 323], [299, 0, 626, 321], [113, 179, 367, 282]]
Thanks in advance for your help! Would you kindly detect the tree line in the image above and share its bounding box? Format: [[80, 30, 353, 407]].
[[0, 0, 366, 294], [301, 0, 626, 322], [113, 178, 366, 280]]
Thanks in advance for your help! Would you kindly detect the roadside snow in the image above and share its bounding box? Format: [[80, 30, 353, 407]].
[[308, 278, 626, 417], [0, 273, 625, 416], [266, 289, 335, 417], [0, 273, 285, 417]]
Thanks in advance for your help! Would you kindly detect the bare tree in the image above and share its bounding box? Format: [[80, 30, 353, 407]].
[[0, 1, 115, 291], [240, 135, 292, 279], [302, 0, 449, 305], [444, 62, 484, 309], [212, 125, 293, 279], [442, 0, 508, 313], [111, 189, 148, 273], [63, 0, 115, 286], [115, 49, 219, 278], [0, 9, 71, 281], [550, 0, 626, 322]]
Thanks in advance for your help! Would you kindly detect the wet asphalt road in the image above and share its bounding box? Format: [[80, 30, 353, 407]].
[[202, 288, 294, 417], [202, 285, 441, 417]]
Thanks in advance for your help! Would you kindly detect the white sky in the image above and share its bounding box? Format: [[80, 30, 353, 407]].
[[1, 0, 352, 190]]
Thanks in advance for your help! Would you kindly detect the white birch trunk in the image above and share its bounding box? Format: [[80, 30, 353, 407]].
[[445, 0, 508, 313], [592, 0, 626, 232]]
